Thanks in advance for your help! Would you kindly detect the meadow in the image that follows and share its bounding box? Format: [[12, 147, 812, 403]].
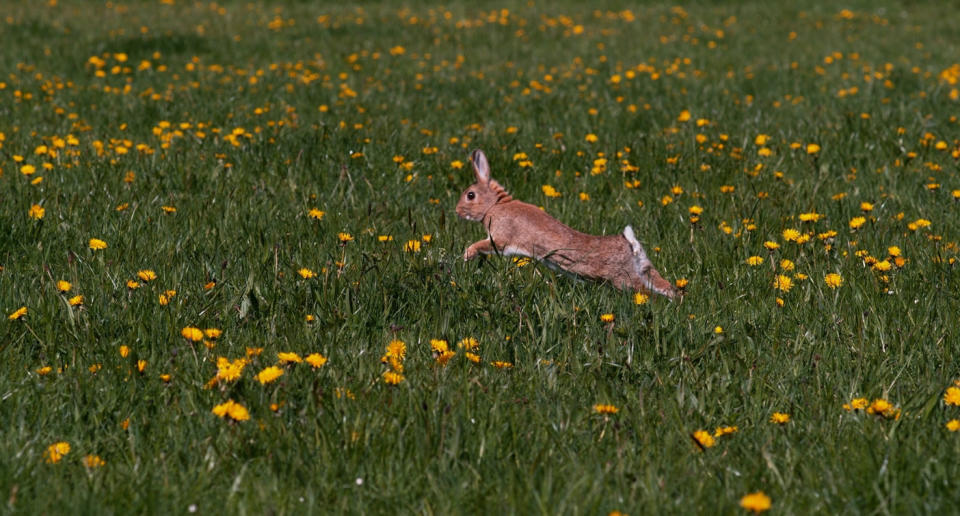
[[1, 0, 960, 513]]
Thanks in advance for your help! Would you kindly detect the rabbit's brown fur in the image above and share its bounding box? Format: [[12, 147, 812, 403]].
[[456, 149, 677, 299]]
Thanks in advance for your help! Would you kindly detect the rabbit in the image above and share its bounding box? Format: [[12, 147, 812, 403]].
[[456, 149, 678, 299]]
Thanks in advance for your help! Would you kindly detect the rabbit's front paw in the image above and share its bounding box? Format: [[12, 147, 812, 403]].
[[463, 246, 478, 261]]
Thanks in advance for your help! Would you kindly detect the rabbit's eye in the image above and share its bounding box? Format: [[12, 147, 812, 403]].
[[467, 191, 476, 200]]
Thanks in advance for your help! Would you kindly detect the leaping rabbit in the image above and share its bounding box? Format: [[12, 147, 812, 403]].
[[456, 149, 678, 299]]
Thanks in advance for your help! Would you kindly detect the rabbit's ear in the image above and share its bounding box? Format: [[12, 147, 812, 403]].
[[471, 149, 490, 184]]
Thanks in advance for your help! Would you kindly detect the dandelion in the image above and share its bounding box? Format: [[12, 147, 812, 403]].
[[593, 404, 619, 415], [383, 370, 405, 385], [798, 211, 822, 222], [600, 313, 615, 323], [739, 491, 772, 513], [307, 208, 325, 220], [36, 366, 53, 376], [44, 442, 71, 464], [773, 275, 793, 292], [763, 241, 780, 251], [849, 217, 866, 230], [137, 270, 157, 282], [782, 229, 801, 242], [68, 295, 84, 306], [746, 256, 764, 266], [806, 143, 821, 155], [256, 366, 284, 385], [779, 259, 795, 271], [278, 352, 303, 364], [305, 353, 328, 368], [944, 386, 960, 406], [383, 340, 406, 362], [457, 337, 479, 350], [714, 326, 724, 334], [212, 399, 250, 422], [866, 398, 900, 419], [584, 133, 598, 143], [88, 238, 108, 250], [947, 420, 960, 432], [298, 267, 316, 279], [714, 426, 738, 437], [465, 352, 481, 363], [873, 260, 892, 272], [204, 328, 221, 339], [8, 306, 27, 320], [824, 273, 844, 289], [860, 202, 874, 212], [692, 430, 715, 449], [843, 398, 869, 411], [450, 160, 464, 169], [675, 278, 689, 289], [491, 361, 514, 369], [634, 293, 649, 305], [28, 204, 45, 220], [769, 412, 791, 424], [127, 280, 141, 289], [181, 327, 204, 342], [404, 240, 421, 252], [57, 280, 72, 292], [430, 339, 450, 354], [337, 232, 353, 243], [78, 455, 106, 470]]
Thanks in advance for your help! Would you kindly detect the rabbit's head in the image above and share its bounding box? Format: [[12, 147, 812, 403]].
[[456, 150, 509, 222]]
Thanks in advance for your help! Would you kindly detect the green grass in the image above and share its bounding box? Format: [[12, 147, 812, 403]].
[[2, 0, 960, 513]]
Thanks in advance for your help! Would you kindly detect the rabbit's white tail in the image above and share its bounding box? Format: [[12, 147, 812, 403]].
[[623, 226, 677, 299]]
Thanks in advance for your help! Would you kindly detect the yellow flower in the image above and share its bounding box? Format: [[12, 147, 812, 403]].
[[947, 420, 960, 432], [798, 211, 823, 222], [450, 160, 464, 169], [161, 205, 176, 214], [584, 133, 598, 143], [593, 403, 619, 415], [68, 295, 84, 306], [746, 256, 764, 266], [88, 238, 108, 250], [843, 397, 869, 411], [307, 208, 325, 220], [298, 267, 316, 279], [383, 340, 406, 362], [491, 361, 514, 369], [214, 357, 248, 383], [180, 327, 204, 342], [773, 275, 793, 292], [383, 370, 405, 385], [714, 326, 723, 334], [677, 109, 691, 122], [83, 454, 106, 468], [754, 134, 769, 146], [212, 399, 250, 422], [465, 352, 481, 363], [782, 229, 801, 242], [769, 412, 791, 424], [28, 204, 45, 220], [860, 201, 874, 212], [866, 398, 899, 419], [675, 278, 689, 289], [824, 273, 844, 289], [36, 366, 52, 376], [873, 260, 892, 272], [256, 366, 284, 385], [305, 353, 328, 368], [56, 280, 72, 292], [137, 270, 157, 282], [692, 430, 715, 449], [763, 241, 780, 251], [127, 280, 141, 289], [137, 360, 147, 373], [541, 184, 562, 198], [435, 350, 456, 365], [779, 259, 795, 271], [337, 232, 353, 243], [278, 351, 303, 364], [119, 345, 130, 358], [8, 306, 28, 320], [806, 143, 821, 155], [204, 328, 222, 339], [634, 293, 649, 305], [430, 339, 449, 354], [457, 337, 479, 350], [849, 217, 866, 230], [714, 425, 738, 437], [600, 313, 615, 323], [404, 240, 421, 252], [944, 386, 960, 406], [44, 442, 71, 464], [739, 491, 772, 513]]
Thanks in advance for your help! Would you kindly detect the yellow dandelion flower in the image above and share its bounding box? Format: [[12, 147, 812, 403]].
[[28, 204, 45, 220], [714, 326, 723, 334], [634, 292, 649, 305], [593, 404, 619, 415], [337, 232, 353, 243], [44, 442, 71, 464], [256, 366, 284, 385], [860, 201, 874, 212], [584, 133, 598, 143], [161, 205, 176, 214], [298, 267, 316, 279], [436, 350, 456, 365], [9, 306, 28, 320], [204, 328, 221, 339], [944, 386, 960, 406], [947, 420, 960, 432], [763, 241, 780, 251], [782, 229, 801, 242], [56, 280, 72, 292], [119, 345, 130, 358], [305, 353, 328, 368], [383, 370, 405, 385], [779, 259, 795, 271], [873, 260, 892, 272], [278, 352, 303, 364], [773, 275, 793, 292], [212, 400, 250, 422], [137, 360, 147, 373], [307, 208, 325, 220], [36, 366, 52, 376], [68, 295, 84, 306], [126, 280, 141, 289], [383, 340, 406, 362], [849, 217, 866, 230], [82, 454, 105, 469], [457, 337, 479, 350], [180, 327, 204, 342], [769, 412, 791, 424], [798, 211, 823, 222], [806, 143, 821, 155], [137, 270, 157, 282], [88, 238, 107, 250], [491, 361, 513, 369], [692, 430, 715, 449], [714, 426, 738, 437], [600, 313, 615, 323], [740, 491, 772, 513], [746, 256, 764, 266], [824, 273, 844, 289], [465, 352, 481, 363], [404, 240, 421, 252]]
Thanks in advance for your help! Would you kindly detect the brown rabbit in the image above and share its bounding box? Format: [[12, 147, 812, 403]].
[[456, 149, 677, 299]]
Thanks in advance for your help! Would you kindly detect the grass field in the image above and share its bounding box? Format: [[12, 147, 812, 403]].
[[2, 0, 960, 513]]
